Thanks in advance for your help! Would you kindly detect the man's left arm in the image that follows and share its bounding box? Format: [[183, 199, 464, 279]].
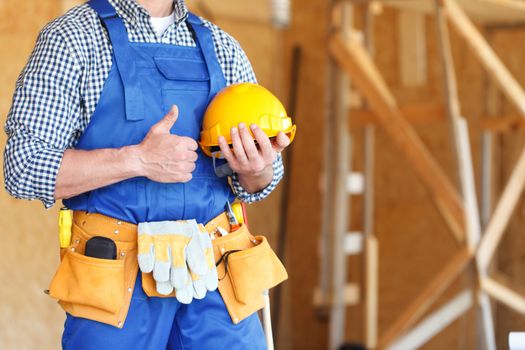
[[221, 43, 289, 203]]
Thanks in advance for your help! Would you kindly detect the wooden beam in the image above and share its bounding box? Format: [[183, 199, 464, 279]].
[[377, 247, 473, 349], [477, 146, 525, 271], [329, 33, 465, 243], [444, 0, 525, 117], [349, 103, 445, 127], [481, 274, 525, 315], [387, 290, 474, 350]]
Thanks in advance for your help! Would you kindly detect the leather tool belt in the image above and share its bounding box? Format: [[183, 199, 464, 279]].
[[48, 211, 288, 328]]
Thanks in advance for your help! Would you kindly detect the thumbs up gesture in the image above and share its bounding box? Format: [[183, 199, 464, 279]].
[[137, 105, 198, 183]]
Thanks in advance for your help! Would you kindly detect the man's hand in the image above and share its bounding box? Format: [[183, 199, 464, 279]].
[[136, 105, 198, 183], [218, 123, 290, 193]]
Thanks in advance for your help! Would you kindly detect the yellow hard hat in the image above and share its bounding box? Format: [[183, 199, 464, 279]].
[[200, 83, 296, 157]]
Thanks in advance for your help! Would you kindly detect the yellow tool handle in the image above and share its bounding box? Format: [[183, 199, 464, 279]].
[[231, 203, 245, 226], [59, 208, 73, 248]]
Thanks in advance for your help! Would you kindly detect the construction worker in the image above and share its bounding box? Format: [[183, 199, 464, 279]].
[[3, 0, 291, 349]]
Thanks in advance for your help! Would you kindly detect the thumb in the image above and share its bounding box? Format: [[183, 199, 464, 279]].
[[151, 105, 179, 134], [272, 132, 291, 153]]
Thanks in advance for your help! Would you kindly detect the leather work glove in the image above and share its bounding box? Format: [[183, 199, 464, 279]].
[[137, 220, 218, 303]]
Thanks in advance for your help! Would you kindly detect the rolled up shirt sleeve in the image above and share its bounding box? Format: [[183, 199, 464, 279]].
[[3, 25, 81, 209], [224, 38, 285, 203]]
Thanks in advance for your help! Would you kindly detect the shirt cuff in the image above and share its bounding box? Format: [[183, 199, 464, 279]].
[[4, 144, 64, 209], [230, 153, 284, 204]]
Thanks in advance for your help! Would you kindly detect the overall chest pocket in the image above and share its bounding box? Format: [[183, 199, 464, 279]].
[[156, 56, 210, 141]]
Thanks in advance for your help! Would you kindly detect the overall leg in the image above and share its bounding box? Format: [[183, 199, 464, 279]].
[[62, 275, 180, 350], [168, 290, 267, 350]]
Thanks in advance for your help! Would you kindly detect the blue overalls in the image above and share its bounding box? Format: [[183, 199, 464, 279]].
[[61, 0, 266, 348]]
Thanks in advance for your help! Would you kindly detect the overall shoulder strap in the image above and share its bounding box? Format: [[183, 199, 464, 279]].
[[89, 0, 145, 121], [186, 13, 227, 100]]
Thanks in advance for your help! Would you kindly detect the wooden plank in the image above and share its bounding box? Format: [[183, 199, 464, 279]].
[[329, 33, 465, 243], [387, 290, 474, 350], [481, 274, 525, 315], [382, 0, 525, 24], [398, 10, 427, 87], [349, 103, 445, 127], [444, 0, 525, 117], [477, 146, 525, 271], [377, 247, 473, 349], [365, 236, 379, 349]]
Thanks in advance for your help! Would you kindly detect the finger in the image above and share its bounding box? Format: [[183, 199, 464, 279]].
[[156, 281, 174, 296], [180, 161, 196, 174], [272, 132, 291, 153], [150, 105, 179, 135], [152, 235, 171, 282], [239, 123, 260, 161], [231, 127, 248, 165], [175, 277, 193, 304], [177, 173, 193, 183], [179, 136, 198, 151], [218, 136, 238, 168], [251, 124, 273, 160], [137, 234, 154, 273], [183, 150, 198, 162]]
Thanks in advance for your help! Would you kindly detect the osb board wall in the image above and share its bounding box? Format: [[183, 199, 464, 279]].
[[0, 0, 285, 349], [0, 2, 64, 350]]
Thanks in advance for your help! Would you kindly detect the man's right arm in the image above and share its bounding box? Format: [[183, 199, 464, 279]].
[[4, 24, 196, 208], [3, 25, 80, 209]]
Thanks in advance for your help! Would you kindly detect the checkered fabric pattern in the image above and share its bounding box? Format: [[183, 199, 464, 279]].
[[3, 0, 284, 209]]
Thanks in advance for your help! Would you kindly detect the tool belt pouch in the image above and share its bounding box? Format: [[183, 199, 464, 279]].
[[226, 236, 287, 304], [214, 226, 288, 324], [48, 221, 138, 328]]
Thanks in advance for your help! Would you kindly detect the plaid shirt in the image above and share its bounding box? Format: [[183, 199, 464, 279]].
[[3, 0, 284, 209]]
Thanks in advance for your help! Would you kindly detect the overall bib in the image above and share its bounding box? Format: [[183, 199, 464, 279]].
[[60, 0, 266, 348]]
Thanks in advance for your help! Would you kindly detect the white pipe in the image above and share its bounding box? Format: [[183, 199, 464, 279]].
[[262, 290, 275, 350], [271, 0, 290, 27]]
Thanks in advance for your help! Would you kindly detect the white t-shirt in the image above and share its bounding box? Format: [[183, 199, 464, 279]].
[[150, 11, 175, 39]]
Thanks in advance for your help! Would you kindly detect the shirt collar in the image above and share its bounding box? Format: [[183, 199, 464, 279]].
[[109, 0, 188, 25]]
